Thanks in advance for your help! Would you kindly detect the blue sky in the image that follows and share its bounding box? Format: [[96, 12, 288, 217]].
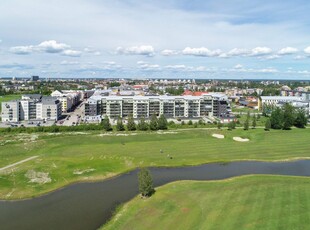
[[1, 0, 310, 79]]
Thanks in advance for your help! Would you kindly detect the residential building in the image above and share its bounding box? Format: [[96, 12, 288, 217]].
[[1, 95, 61, 122], [51, 90, 82, 113], [84, 94, 232, 121]]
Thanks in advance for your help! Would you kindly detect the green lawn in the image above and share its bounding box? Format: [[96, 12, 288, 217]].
[[0, 94, 21, 112], [0, 128, 310, 199], [103, 175, 310, 230]]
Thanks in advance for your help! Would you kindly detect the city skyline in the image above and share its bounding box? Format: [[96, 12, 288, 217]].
[[1, 0, 310, 79]]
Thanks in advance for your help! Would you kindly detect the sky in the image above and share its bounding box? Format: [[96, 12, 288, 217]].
[[1, 0, 310, 79]]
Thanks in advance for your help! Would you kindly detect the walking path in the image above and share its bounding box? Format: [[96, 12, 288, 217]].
[[0, 156, 38, 172]]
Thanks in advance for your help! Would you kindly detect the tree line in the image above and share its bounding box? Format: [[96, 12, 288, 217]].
[[101, 113, 168, 131], [265, 103, 307, 130]]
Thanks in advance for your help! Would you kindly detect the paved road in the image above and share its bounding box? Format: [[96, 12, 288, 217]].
[[62, 102, 85, 126], [0, 156, 38, 172]]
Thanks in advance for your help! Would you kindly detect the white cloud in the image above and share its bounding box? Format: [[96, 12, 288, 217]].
[[261, 55, 280, 60], [182, 47, 222, 57], [294, 55, 306, 60], [161, 49, 179, 56], [10, 40, 81, 57], [304, 46, 310, 54], [227, 48, 250, 56], [234, 64, 243, 69], [297, 70, 310, 74], [84, 47, 101, 56], [137, 61, 160, 70], [10, 46, 34, 55], [116, 45, 155, 56], [60, 60, 79, 65], [278, 47, 298, 55], [103, 61, 116, 65], [250, 47, 272, 56], [37, 40, 70, 53], [257, 68, 278, 73], [165, 64, 188, 70], [62, 49, 82, 57]]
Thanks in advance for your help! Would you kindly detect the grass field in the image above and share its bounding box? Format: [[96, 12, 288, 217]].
[[0, 128, 310, 199], [103, 175, 310, 230], [0, 94, 21, 112]]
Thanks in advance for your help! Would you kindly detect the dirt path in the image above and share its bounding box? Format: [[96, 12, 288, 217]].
[[0, 156, 38, 172]]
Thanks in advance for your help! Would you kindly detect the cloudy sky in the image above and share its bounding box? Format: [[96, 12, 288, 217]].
[[1, 0, 310, 79]]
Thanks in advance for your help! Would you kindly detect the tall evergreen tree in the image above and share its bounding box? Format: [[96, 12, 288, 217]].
[[265, 118, 271, 131], [138, 168, 155, 197], [294, 109, 307, 128], [137, 117, 149, 131], [116, 116, 125, 131], [228, 121, 236, 130], [252, 114, 256, 129], [270, 107, 283, 129], [158, 114, 168, 130], [127, 114, 136, 131], [149, 113, 159, 131], [101, 115, 112, 131], [282, 103, 295, 130], [244, 111, 250, 130]]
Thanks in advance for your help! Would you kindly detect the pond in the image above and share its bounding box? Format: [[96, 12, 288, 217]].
[[0, 160, 309, 230]]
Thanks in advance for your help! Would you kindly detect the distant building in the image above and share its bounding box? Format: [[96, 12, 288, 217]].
[[30, 76, 39, 81]]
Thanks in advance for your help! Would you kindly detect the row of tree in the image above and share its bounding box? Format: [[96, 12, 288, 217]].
[[101, 114, 168, 131], [244, 112, 257, 130], [268, 104, 307, 130]]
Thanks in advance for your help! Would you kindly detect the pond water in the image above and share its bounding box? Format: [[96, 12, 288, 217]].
[[0, 160, 310, 230]]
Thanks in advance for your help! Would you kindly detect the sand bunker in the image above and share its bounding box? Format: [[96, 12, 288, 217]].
[[233, 137, 250, 142], [156, 131, 178, 134], [212, 134, 225, 139]]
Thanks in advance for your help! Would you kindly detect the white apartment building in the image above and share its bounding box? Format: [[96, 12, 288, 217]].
[[1, 95, 61, 122], [84, 94, 232, 121]]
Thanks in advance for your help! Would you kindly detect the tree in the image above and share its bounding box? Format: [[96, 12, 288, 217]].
[[137, 117, 149, 131], [188, 120, 193, 125], [244, 111, 250, 130], [228, 121, 236, 130], [138, 168, 155, 197], [158, 114, 168, 130], [149, 113, 159, 131], [265, 118, 271, 131], [127, 114, 136, 131], [270, 107, 283, 129], [101, 115, 112, 131], [294, 109, 307, 128], [282, 103, 295, 130], [252, 114, 256, 129], [116, 116, 125, 131], [244, 118, 249, 130]]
